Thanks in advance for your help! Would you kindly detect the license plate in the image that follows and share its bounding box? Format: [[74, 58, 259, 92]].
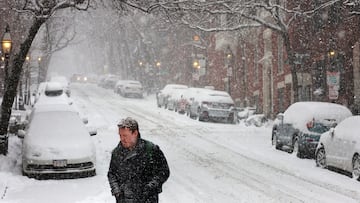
[[210, 110, 229, 117], [53, 160, 67, 167]]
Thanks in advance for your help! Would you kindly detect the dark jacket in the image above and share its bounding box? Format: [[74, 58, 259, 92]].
[[108, 138, 170, 203]]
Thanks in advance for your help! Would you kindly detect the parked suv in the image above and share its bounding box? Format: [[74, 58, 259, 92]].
[[188, 89, 235, 123], [117, 80, 143, 98], [272, 102, 352, 158], [156, 84, 188, 108]]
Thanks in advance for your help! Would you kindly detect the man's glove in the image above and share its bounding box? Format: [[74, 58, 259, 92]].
[[146, 180, 159, 191], [141, 181, 158, 202], [114, 193, 122, 202]]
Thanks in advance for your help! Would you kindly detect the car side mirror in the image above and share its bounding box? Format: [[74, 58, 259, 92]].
[[17, 130, 26, 139]]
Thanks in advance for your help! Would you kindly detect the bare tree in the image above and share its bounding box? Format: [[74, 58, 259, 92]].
[[0, 0, 91, 155], [114, 0, 358, 103]]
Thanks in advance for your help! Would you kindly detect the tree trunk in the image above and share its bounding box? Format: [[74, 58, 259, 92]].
[[0, 18, 46, 153], [283, 33, 299, 103]]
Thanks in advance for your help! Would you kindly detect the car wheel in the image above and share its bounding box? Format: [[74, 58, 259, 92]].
[[197, 108, 202, 121], [272, 134, 276, 145], [272, 134, 282, 150], [271, 129, 277, 146], [295, 138, 305, 158], [0, 138, 8, 155], [315, 147, 327, 169], [352, 154, 360, 181]]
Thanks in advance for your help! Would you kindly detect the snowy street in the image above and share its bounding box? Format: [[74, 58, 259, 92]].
[[1, 83, 360, 203]]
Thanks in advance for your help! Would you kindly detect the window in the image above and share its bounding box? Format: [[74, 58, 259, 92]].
[[254, 43, 259, 83], [253, 94, 261, 113], [277, 36, 284, 74], [314, 60, 326, 91], [277, 88, 284, 112]]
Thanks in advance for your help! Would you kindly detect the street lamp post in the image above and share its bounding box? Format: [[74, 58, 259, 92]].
[[0, 24, 12, 155], [1, 24, 12, 92], [24, 56, 30, 105]]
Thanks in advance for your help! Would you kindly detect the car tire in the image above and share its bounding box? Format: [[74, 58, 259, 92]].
[[272, 133, 281, 150], [0, 138, 8, 155], [294, 137, 305, 158], [315, 147, 327, 169], [352, 154, 360, 181]]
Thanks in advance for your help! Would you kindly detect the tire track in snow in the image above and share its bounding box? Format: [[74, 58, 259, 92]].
[[120, 105, 360, 203], [72, 84, 360, 203]]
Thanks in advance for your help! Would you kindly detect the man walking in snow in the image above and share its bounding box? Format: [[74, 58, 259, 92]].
[[108, 117, 170, 203]]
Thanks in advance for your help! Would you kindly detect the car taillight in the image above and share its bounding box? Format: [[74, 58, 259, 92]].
[[305, 138, 314, 142]]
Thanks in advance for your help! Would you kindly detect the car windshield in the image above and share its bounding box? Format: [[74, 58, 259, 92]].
[[45, 90, 63, 96], [308, 122, 331, 134]]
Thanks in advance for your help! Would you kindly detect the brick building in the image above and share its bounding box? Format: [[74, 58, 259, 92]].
[[198, 2, 360, 117]]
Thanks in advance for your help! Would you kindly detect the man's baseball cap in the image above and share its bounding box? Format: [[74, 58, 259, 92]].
[[117, 117, 139, 131]]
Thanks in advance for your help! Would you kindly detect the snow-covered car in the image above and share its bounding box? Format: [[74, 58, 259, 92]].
[[166, 88, 188, 112], [272, 102, 352, 158], [182, 88, 210, 116], [49, 75, 71, 97], [34, 82, 73, 107], [237, 106, 256, 120], [315, 116, 360, 180], [188, 89, 236, 123], [98, 75, 119, 89], [117, 80, 144, 98], [20, 104, 97, 179], [156, 84, 188, 108], [244, 114, 268, 127], [114, 80, 128, 95]]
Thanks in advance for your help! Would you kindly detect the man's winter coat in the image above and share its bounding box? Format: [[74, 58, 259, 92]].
[[108, 138, 170, 203]]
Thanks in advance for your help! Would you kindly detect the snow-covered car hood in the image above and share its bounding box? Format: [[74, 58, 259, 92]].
[[23, 109, 95, 160], [23, 138, 94, 160]]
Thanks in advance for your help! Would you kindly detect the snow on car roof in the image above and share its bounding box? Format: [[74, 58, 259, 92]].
[[284, 101, 352, 131], [45, 82, 63, 92], [164, 84, 188, 89], [194, 89, 234, 104], [332, 115, 360, 141]]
